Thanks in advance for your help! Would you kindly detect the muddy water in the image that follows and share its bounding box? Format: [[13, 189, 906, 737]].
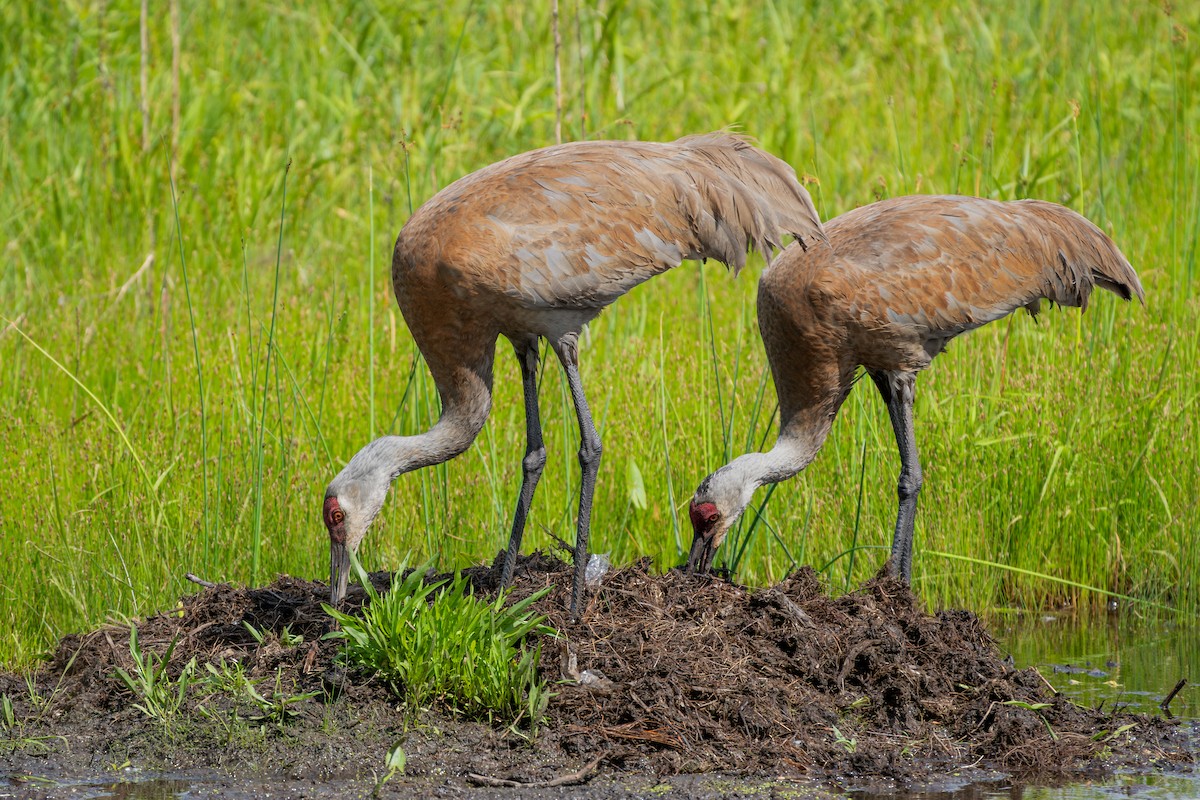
[[15, 766, 1200, 800], [847, 772, 1200, 799]]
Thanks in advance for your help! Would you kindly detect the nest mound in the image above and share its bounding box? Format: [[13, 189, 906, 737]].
[[478, 555, 1180, 778], [4, 553, 1192, 785]]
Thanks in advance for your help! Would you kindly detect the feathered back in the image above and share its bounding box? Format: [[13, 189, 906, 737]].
[[395, 134, 826, 312], [789, 195, 1143, 351]]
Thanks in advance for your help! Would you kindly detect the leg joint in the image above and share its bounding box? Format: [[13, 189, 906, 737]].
[[577, 436, 602, 468], [897, 467, 923, 500], [523, 446, 548, 474]]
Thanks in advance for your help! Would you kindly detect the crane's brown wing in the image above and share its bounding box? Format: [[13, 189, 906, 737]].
[[396, 135, 825, 312]]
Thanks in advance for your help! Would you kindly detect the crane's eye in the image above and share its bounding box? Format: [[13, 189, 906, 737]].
[[706, 512, 719, 524], [331, 509, 345, 525]]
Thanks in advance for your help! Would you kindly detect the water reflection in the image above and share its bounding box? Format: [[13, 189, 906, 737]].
[[990, 613, 1197, 720], [94, 779, 190, 799], [850, 772, 1200, 799], [1, 776, 193, 800]]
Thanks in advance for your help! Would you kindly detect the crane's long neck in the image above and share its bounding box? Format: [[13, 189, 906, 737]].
[[695, 420, 828, 534], [328, 372, 493, 543], [728, 425, 827, 492], [353, 415, 480, 479]]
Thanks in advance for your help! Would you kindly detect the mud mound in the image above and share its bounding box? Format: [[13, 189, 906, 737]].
[[455, 555, 1184, 779], [35, 576, 343, 713], [4, 553, 1193, 787]]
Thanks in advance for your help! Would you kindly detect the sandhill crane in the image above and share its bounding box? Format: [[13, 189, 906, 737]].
[[686, 194, 1143, 579], [321, 133, 827, 616]]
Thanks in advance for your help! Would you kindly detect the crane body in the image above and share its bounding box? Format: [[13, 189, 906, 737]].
[[687, 195, 1143, 579], [321, 134, 827, 616]]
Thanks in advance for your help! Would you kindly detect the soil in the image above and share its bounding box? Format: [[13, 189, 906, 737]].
[[1, 553, 1195, 798]]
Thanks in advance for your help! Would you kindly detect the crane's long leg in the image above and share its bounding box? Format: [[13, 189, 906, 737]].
[[869, 369, 922, 582], [552, 338, 602, 620], [500, 338, 548, 588]]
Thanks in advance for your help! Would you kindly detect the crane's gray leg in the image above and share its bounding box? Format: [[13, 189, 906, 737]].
[[869, 369, 922, 582], [500, 338, 547, 589], [552, 337, 602, 620]]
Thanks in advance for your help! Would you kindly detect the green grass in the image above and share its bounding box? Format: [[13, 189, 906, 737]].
[[112, 627, 196, 727], [1, 0, 1198, 666], [325, 559, 554, 730]]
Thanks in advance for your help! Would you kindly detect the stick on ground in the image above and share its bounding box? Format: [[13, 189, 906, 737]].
[[185, 573, 217, 588], [1160, 678, 1187, 717], [467, 753, 605, 788]]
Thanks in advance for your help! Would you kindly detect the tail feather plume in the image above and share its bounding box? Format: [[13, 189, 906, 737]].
[[1016, 199, 1144, 309], [674, 133, 828, 273], [795, 195, 1144, 352]]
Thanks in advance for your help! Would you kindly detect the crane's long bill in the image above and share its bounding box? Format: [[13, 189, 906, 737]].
[[686, 499, 721, 574], [330, 542, 350, 606], [686, 531, 717, 574]]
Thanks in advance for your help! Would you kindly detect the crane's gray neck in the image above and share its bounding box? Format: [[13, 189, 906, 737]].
[[346, 420, 475, 482], [327, 414, 483, 540], [698, 429, 826, 530], [727, 433, 822, 491]]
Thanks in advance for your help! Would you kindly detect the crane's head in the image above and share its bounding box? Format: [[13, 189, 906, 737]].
[[323, 492, 353, 607], [686, 466, 757, 574], [324, 464, 391, 606]]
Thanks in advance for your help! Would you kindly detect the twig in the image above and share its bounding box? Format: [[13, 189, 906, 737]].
[[110, 252, 155, 308], [1160, 677, 1187, 718], [546, 531, 574, 556], [552, 0, 562, 144], [0, 313, 26, 340], [587, 723, 682, 749], [185, 572, 217, 588], [1031, 666, 1058, 695], [467, 752, 605, 788], [764, 587, 815, 629]]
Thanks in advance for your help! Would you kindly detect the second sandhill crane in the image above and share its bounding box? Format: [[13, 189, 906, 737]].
[[687, 194, 1143, 578], [321, 134, 827, 617]]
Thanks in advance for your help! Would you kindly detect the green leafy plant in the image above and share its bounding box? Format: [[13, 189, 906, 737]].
[[112, 627, 196, 724], [195, 660, 259, 745], [279, 626, 304, 647], [373, 741, 407, 797], [197, 659, 317, 731], [831, 724, 857, 754], [243, 671, 319, 728], [1092, 722, 1137, 743], [242, 621, 265, 646], [200, 658, 256, 697], [324, 556, 555, 731], [242, 621, 303, 648], [1, 657, 76, 753]]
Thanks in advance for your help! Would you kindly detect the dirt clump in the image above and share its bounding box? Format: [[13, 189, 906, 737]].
[[1, 553, 1194, 791]]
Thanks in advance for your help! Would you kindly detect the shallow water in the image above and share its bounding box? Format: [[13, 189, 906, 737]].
[[849, 772, 1200, 800], [992, 612, 1198, 720], [13, 769, 1200, 800]]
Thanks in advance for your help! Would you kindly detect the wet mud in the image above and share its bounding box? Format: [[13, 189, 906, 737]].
[[2, 553, 1195, 797]]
